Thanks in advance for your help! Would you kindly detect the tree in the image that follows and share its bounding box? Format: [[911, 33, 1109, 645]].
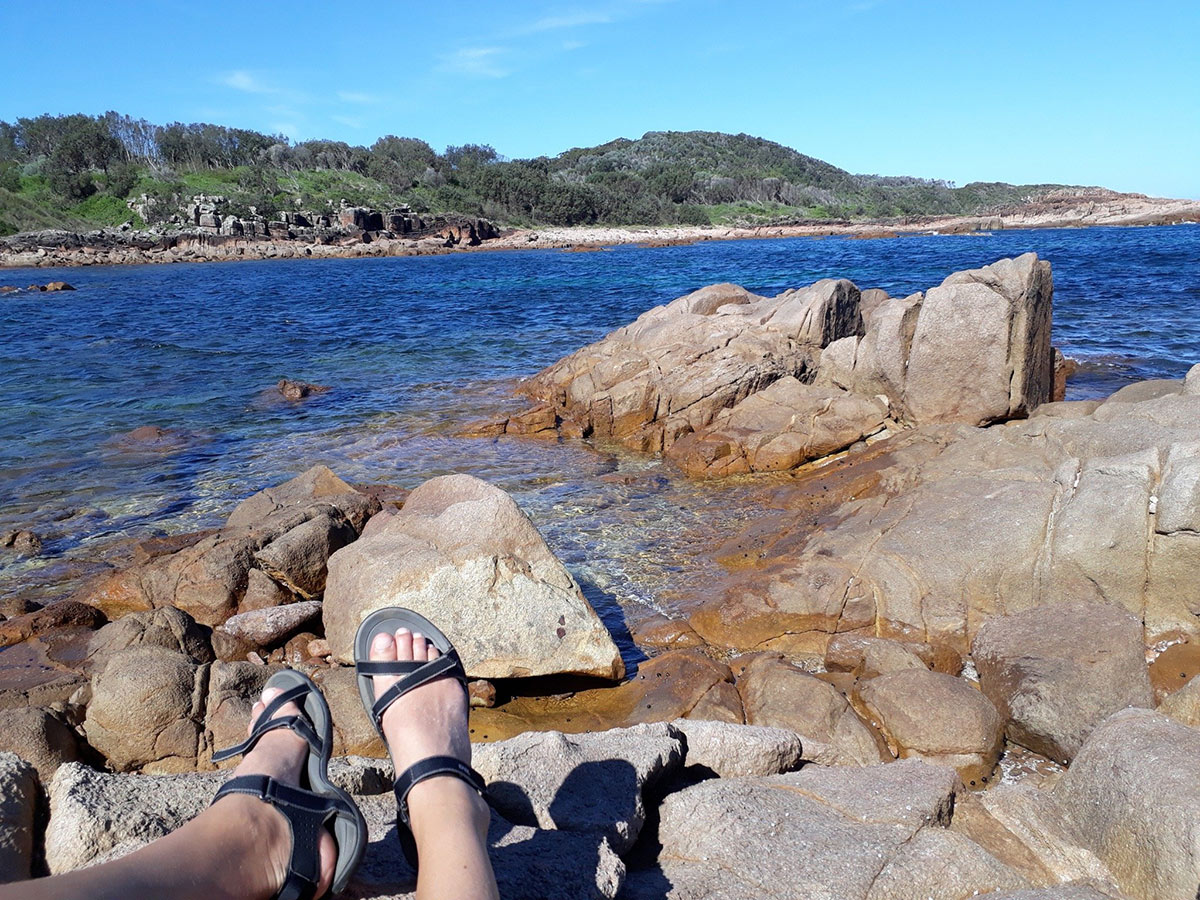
[[368, 136, 437, 188]]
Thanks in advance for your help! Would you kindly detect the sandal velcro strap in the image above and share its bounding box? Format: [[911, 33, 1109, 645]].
[[215, 775, 332, 900], [360, 650, 468, 732], [212, 683, 324, 763], [216, 774, 359, 820], [393, 755, 487, 828]]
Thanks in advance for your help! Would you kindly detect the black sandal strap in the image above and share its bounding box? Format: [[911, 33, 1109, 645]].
[[355, 659, 428, 676], [393, 756, 486, 828], [214, 775, 344, 900], [361, 651, 467, 731], [212, 683, 322, 763]]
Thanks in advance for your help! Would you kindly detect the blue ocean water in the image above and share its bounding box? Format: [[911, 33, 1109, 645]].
[[2, 225, 1198, 620]]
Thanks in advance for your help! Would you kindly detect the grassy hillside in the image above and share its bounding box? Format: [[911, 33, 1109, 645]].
[[0, 114, 1073, 235]]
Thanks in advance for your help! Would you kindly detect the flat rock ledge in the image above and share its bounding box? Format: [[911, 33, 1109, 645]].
[[9, 715, 1186, 899]]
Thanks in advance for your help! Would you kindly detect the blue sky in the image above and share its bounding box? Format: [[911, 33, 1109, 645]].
[[2, 0, 1197, 197]]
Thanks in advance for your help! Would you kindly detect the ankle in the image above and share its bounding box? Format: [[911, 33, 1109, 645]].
[[201, 795, 291, 900], [408, 778, 490, 841]]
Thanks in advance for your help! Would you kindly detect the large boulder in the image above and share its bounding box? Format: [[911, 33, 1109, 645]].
[[515, 279, 860, 455], [862, 828, 1030, 900], [323, 474, 624, 680], [1055, 709, 1200, 900], [83, 646, 205, 772], [735, 654, 886, 766], [949, 783, 1120, 889], [0, 752, 37, 883], [45, 763, 223, 873], [667, 718, 805, 778], [902, 253, 1054, 425], [202, 661, 275, 767], [496, 256, 1051, 477], [854, 669, 1004, 786], [972, 602, 1153, 763], [87, 605, 214, 667], [647, 760, 979, 900]]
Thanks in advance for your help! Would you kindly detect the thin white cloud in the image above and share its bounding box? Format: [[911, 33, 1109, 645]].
[[562, 39, 587, 51], [337, 91, 377, 105], [332, 114, 364, 129], [438, 47, 510, 79], [516, 11, 613, 34], [219, 70, 277, 95]]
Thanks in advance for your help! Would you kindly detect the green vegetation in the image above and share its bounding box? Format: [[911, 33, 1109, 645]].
[[0, 112, 1073, 236]]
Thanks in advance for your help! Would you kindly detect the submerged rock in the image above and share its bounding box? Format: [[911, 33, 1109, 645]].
[[276, 378, 330, 401], [1, 530, 42, 556]]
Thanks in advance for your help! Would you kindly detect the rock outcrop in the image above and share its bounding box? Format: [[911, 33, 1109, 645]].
[[322, 474, 624, 680], [688, 374, 1200, 654], [496, 255, 1055, 478], [83, 465, 377, 626]]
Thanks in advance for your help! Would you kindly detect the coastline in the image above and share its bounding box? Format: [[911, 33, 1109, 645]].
[[3, 190, 1198, 270]]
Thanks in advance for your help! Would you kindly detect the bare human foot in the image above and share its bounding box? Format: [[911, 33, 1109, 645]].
[[204, 686, 338, 899], [369, 628, 490, 839]]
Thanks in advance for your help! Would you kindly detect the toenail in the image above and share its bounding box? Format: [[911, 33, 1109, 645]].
[[373, 633, 392, 650], [397, 627, 410, 635]]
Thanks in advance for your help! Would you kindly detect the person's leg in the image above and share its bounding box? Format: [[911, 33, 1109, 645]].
[[0, 688, 337, 900], [369, 627, 500, 900]]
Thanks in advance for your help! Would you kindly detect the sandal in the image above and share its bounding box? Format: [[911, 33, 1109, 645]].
[[211, 669, 367, 899], [353, 607, 487, 867]]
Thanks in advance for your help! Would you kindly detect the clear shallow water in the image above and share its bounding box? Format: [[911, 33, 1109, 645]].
[[2, 225, 1199, 619]]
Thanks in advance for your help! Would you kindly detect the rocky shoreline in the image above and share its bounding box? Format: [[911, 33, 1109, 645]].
[[2, 255, 1199, 897], [2, 188, 1198, 269]]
